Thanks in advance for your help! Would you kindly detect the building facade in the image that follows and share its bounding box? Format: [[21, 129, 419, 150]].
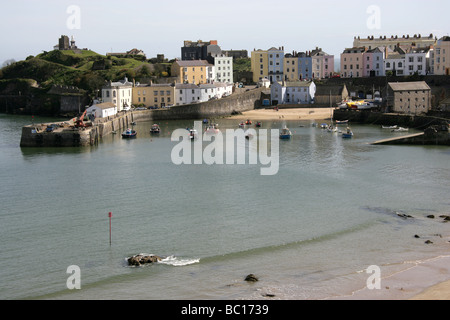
[[353, 34, 437, 51], [340, 47, 366, 78], [175, 83, 233, 105], [311, 47, 334, 79], [171, 60, 215, 85], [102, 77, 133, 111], [387, 81, 431, 115], [434, 36, 450, 75], [271, 81, 316, 105], [212, 54, 233, 83], [132, 83, 175, 109], [363, 47, 385, 77], [251, 49, 269, 83], [268, 47, 284, 83]]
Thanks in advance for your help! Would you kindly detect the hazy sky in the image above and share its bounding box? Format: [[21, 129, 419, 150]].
[[1, 0, 449, 65]]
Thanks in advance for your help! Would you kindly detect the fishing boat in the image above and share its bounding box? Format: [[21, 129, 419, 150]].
[[205, 123, 220, 134], [280, 126, 292, 140], [150, 124, 161, 134], [342, 127, 353, 139], [122, 128, 137, 138]]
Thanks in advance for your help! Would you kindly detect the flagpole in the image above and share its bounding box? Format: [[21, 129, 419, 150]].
[[108, 212, 112, 246]]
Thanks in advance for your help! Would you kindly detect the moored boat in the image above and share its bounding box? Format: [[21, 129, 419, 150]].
[[205, 123, 220, 134], [122, 128, 137, 138], [189, 129, 198, 140], [336, 120, 349, 125], [382, 125, 398, 129], [342, 127, 353, 139], [150, 124, 161, 134], [245, 119, 252, 125], [280, 126, 292, 140], [255, 121, 262, 127]]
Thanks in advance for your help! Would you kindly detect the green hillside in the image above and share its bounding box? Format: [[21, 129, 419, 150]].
[[0, 49, 166, 95]]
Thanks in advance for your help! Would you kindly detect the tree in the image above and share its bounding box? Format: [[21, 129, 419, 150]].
[[2, 59, 16, 68]]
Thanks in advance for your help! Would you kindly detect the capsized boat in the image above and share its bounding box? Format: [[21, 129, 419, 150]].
[[122, 128, 137, 138]]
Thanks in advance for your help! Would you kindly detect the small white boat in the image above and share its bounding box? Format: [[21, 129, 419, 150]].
[[392, 127, 409, 132], [382, 125, 398, 129], [189, 129, 198, 140], [205, 123, 220, 134]]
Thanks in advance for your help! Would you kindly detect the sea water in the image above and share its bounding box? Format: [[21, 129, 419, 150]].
[[0, 114, 449, 300]]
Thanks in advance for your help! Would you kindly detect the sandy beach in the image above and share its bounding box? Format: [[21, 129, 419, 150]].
[[228, 107, 333, 121]]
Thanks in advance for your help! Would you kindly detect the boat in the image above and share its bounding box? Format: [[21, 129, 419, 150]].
[[150, 124, 161, 134], [238, 121, 245, 128], [122, 128, 137, 138], [255, 122, 262, 127], [205, 123, 220, 134], [131, 121, 137, 126], [342, 127, 353, 139], [203, 119, 209, 124], [382, 125, 398, 129], [280, 126, 292, 140], [327, 125, 338, 133], [392, 127, 409, 132], [245, 119, 252, 125], [320, 123, 328, 129], [336, 120, 349, 125], [189, 129, 198, 140]]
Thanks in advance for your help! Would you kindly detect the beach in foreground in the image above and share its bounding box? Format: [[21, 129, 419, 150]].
[[230, 108, 450, 301]]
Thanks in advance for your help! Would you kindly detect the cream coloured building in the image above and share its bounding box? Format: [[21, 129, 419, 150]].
[[132, 83, 175, 109]]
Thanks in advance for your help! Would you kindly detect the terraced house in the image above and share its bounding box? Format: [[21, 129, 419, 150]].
[[102, 77, 133, 111], [132, 83, 175, 109], [171, 60, 215, 85]]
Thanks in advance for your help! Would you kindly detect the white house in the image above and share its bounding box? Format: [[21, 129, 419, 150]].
[[86, 102, 117, 119], [271, 81, 316, 105], [213, 54, 233, 83], [405, 50, 427, 76], [175, 83, 233, 105], [102, 77, 133, 111], [385, 53, 406, 76]]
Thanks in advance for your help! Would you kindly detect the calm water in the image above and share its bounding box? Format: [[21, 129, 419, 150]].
[[1, 113, 450, 300]]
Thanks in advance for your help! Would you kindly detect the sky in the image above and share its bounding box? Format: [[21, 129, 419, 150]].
[[1, 0, 449, 66]]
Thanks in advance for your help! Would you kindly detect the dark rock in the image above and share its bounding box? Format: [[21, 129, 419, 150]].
[[425, 240, 433, 244], [127, 254, 162, 266], [426, 215, 435, 219], [245, 274, 259, 282], [414, 235, 420, 238]]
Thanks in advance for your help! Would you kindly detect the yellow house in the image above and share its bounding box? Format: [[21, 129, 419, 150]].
[[171, 60, 214, 85], [251, 49, 269, 83], [132, 83, 175, 109]]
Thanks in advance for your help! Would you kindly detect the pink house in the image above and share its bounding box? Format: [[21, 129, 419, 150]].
[[340, 47, 366, 78]]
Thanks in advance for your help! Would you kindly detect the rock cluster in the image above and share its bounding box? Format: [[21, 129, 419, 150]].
[[127, 254, 162, 266]]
